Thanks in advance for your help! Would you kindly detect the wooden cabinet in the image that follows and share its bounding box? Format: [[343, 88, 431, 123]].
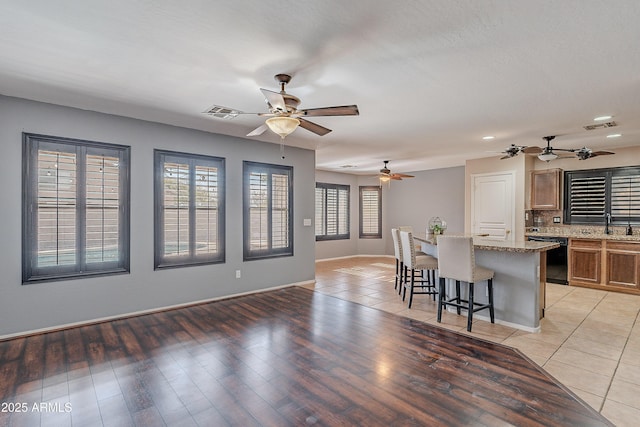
[[569, 239, 602, 285], [605, 242, 640, 290], [531, 169, 561, 210], [568, 238, 640, 294]]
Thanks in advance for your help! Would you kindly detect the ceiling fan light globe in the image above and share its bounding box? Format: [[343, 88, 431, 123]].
[[265, 117, 300, 139], [538, 152, 558, 162], [379, 175, 391, 183]]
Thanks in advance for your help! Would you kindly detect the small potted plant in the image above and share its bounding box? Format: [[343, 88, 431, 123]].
[[428, 217, 447, 236]]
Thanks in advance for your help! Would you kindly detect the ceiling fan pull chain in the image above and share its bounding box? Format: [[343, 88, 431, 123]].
[[280, 143, 285, 159]]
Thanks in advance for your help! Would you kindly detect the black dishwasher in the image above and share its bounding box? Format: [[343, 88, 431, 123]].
[[527, 236, 568, 285]]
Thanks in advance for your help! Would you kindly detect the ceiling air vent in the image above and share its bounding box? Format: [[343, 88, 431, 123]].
[[583, 121, 617, 131], [203, 105, 241, 119]]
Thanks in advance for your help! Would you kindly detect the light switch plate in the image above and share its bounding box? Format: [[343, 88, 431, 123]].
[[303, 218, 312, 226]]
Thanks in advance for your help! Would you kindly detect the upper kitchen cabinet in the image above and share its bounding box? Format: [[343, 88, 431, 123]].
[[531, 169, 561, 210]]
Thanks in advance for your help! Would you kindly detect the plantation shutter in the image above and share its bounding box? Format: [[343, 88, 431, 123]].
[[243, 162, 293, 260], [315, 183, 350, 240], [566, 172, 607, 223], [359, 186, 382, 238], [611, 174, 640, 222]]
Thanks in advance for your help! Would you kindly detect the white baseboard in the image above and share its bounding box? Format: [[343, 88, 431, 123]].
[[0, 280, 316, 341]]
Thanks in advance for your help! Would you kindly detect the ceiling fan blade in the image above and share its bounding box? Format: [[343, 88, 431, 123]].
[[246, 124, 268, 137], [522, 146, 542, 154], [390, 175, 403, 180], [299, 105, 360, 117], [591, 151, 615, 156], [260, 89, 287, 112], [393, 173, 414, 178], [298, 118, 332, 136], [500, 155, 512, 160]]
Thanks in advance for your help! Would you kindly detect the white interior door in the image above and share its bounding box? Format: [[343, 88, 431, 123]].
[[471, 171, 515, 241]]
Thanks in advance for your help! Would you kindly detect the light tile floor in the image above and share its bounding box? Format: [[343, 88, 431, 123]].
[[307, 256, 640, 427]]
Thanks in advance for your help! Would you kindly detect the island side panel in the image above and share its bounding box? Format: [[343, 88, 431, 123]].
[[474, 249, 541, 330]]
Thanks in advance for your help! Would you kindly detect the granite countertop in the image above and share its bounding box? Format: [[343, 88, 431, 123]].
[[413, 233, 559, 253], [526, 228, 640, 242]]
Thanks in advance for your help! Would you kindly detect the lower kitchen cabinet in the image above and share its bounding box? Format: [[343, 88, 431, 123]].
[[569, 238, 640, 294], [606, 242, 640, 290], [568, 239, 602, 285]]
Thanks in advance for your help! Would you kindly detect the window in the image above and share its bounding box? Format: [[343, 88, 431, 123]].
[[315, 183, 350, 241], [359, 186, 382, 238], [154, 150, 225, 268], [565, 166, 640, 224], [243, 161, 293, 260], [22, 133, 130, 283]]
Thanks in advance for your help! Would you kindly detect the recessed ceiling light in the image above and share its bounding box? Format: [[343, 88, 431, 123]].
[[594, 115, 613, 121], [482, 136, 495, 140], [606, 133, 622, 138], [339, 164, 357, 168]]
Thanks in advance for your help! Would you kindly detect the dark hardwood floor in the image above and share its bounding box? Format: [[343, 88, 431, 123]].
[[0, 287, 612, 426]]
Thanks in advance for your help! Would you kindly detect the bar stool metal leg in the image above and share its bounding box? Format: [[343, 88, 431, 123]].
[[467, 282, 475, 332]]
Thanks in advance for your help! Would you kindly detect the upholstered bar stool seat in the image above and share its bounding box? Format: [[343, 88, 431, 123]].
[[436, 236, 495, 332], [399, 230, 438, 308]]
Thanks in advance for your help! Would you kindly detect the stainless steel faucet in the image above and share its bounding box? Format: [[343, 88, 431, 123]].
[[605, 212, 612, 234]]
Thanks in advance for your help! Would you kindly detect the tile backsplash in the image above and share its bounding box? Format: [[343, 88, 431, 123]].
[[532, 210, 563, 227], [530, 210, 638, 237]]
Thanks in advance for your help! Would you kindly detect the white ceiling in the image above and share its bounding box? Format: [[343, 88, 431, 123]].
[[1, 1, 639, 175]]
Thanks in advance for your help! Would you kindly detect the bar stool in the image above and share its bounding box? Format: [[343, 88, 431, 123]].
[[391, 227, 426, 294], [436, 236, 494, 332], [391, 228, 404, 293], [399, 230, 438, 308]]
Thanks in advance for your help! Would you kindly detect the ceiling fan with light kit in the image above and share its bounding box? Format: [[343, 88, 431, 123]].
[[377, 161, 414, 184], [499, 135, 615, 162], [203, 73, 359, 140]]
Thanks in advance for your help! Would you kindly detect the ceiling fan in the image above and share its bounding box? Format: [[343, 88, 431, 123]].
[[203, 73, 359, 139], [501, 136, 615, 161], [378, 161, 414, 182], [498, 144, 526, 159]]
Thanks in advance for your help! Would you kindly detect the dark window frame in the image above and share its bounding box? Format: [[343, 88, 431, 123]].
[[22, 133, 130, 283], [315, 182, 350, 241], [359, 185, 382, 239], [154, 150, 226, 269], [564, 166, 640, 225], [243, 161, 294, 261]]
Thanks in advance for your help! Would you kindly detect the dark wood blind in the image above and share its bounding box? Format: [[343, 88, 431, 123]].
[[154, 150, 225, 269], [565, 166, 640, 224], [23, 133, 130, 283], [611, 174, 640, 222], [315, 183, 349, 240], [567, 174, 606, 222], [359, 186, 382, 238], [243, 162, 293, 260]]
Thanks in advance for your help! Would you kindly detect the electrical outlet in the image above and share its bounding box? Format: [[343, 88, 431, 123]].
[[235, 270, 241, 279], [553, 216, 561, 223]]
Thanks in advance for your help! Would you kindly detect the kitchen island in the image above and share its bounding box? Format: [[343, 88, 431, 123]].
[[414, 234, 559, 332]]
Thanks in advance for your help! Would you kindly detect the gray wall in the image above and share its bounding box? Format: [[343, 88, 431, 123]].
[[315, 167, 465, 259], [0, 95, 316, 337], [385, 166, 465, 255]]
